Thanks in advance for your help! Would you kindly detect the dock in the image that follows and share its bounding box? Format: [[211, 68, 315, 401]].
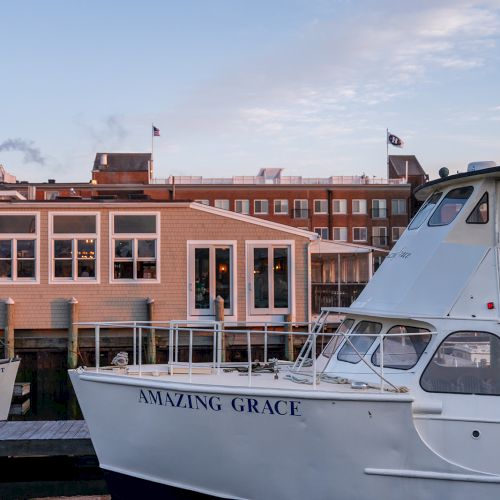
[[0, 420, 95, 457]]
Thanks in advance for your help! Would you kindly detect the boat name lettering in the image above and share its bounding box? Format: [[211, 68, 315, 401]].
[[386, 248, 412, 260], [138, 389, 301, 416]]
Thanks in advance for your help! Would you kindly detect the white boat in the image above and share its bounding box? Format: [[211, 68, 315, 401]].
[[70, 161, 500, 499], [0, 358, 20, 420]]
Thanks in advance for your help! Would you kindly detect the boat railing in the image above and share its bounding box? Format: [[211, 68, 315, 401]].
[[74, 320, 437, 393]]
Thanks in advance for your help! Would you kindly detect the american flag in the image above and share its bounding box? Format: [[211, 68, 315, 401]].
[[153, 125, 160, 137]]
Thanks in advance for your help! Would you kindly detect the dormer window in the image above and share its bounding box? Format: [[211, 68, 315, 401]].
[[428, 186, 473, 226]]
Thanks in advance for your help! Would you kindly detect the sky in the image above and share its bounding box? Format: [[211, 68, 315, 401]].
[[1, 0, 500, 182]]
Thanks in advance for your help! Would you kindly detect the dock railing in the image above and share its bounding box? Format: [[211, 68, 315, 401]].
[[75, 320, 436, 393]]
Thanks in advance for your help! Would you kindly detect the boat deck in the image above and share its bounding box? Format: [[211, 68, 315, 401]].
[[81, 363, 410, 397]]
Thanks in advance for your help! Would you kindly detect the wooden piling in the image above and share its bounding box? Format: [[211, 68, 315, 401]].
[[146, 298, 156, 364], [215, 296, 225, 362], [67, 297, 79, 369], [4, 297, 15, 359], [285, 313, 294, 361]]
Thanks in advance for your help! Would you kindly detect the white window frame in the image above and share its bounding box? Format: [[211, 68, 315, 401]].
[[391, 199, 407, 215], [352, 227, 368, 242], [109, 212, 160, 283], [333, 227, 348, 242], [0, 212, 40, 284], [332, 199, 347, 214], [49, 211, 100, 284], [352, 199, 367, 215], [313, 199, 328, 214], [246, 240, 295, 321], [274, 199, 289, 215], [187, 241, 237, 321], [254, 200, 269, 215], [45, 191, 59, 201], [314, 227, 329, 239], [214, 199, 230, 210], [392, 226, 406, 242], [372, 199, 387, 219], [234, 199, 249, 215], [373, 226, 388, 246]]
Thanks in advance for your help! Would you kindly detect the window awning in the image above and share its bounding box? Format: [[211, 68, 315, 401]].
[[311, 240, 388, 254]]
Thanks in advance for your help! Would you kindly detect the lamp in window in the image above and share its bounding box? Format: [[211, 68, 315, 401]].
[[218, 263, 228, 274]]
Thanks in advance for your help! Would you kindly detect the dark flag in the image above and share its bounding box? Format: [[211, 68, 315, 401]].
[[387, 132, 404, 147], [153, 125, 160, 137]]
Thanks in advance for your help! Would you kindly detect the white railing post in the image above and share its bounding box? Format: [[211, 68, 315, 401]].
[[264, 322, 268, 362], [95, 325, 100, 372], [217, 322, 222, 375], [313, 332, 317, 389], [380, 332, 384, 393], [138, 326, 142, 376], [133, 321, 137, 366], [168, 323, 174, 365], [213, 324, 217, 368], [189, 329, 193, 383], [247, 331, 252, 387], [175, 325, 179, 363]]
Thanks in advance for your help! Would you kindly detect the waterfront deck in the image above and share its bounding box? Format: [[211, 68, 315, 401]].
[[0, 420, 94, 457]]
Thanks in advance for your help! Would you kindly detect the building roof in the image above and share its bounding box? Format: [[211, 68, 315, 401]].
[[93, 153, 151, 172], [389, 155, 426, 178]]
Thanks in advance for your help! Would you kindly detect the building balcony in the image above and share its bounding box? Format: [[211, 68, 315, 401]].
[[312, 283, 366, 313]]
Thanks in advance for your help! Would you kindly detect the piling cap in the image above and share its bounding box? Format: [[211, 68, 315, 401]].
[[69, 297, 79, 304], [5, 297, 14, 305], [147, 297, 155, 304]]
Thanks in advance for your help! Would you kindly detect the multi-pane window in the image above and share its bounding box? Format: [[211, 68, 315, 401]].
[[190, 244, 234, 316], [352, 227, 367, 242], [51, 214, 98, 281], [235, 200, 249, 214], [372, 199, 387, 218], [333, 227, 347, 241], [214, 200, 230, 210], [254, 200, 269, 215], [314, 227, 329, 239], [392, 226, 406, 242], [0, 214, 37, 282], [352, 199, 367, 214], [372, 226, 388, 246], [391, 199, 407, 215], [250, 245, 290, 314], [293, 200, 309, 219], [112, 214, 159, 281], [314, 199, 328, 214], [274, 200, 289, 215], [332, 199, 347, 214], [195, 199, 210, 206]]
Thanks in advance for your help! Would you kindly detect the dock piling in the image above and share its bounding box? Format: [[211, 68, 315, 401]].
[[4, 297, 15, 359], [67, 297, 79, 369], [146, 298, 156, 364]]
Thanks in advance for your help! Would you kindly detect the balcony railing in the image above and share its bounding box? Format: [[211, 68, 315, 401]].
[[312, 283, 366, 313], [292, 208, 310, 219], [152, 176, 407, 186]]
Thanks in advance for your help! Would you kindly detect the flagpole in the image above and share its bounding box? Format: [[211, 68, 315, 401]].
[[151, 123, 154, 183], [386, 128, 389, 181]]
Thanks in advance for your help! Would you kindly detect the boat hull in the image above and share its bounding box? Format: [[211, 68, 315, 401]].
[[0, 358, 20, 421], [69, 371, 500, 500]]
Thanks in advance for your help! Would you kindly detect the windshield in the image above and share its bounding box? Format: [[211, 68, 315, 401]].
[[322, 318, 354, 358], [409, 192, 442, 230], [428, 186, 473, 226], [337, 321, 382, 364]]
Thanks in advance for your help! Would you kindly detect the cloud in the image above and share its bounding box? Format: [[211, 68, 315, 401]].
[[75, 113, 129, 147], [0, 138, 45, 165]]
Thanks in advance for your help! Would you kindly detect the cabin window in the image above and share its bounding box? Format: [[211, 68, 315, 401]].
[[428, 186, 474, 226], [371, 326, 431, 370], [420, 331, 500, 395], [248, 243, 292, 315], [50, 213, 99, 282], [188, 243, 235, 317], [322, 319, 354, 359], [111, 213, 159, 281], [0, 213, 38, 282], [337, 321, 382, 364], [466, 193, 489, 224], [409, 192, 442, 229]]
